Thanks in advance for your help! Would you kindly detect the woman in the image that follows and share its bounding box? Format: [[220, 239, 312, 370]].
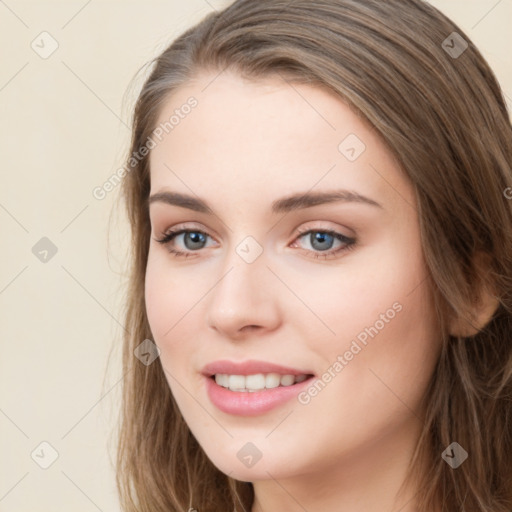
[[115, 1, 512, 510]]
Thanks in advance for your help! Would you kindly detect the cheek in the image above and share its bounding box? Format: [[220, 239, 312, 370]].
[[144, 258, 193, 409], [312, 241, 440, 416], [311, 228, 440, 382], [145, 254, 170, 338], [144, 250, 213, 391], [144, 252, 190, 352], [301, 239, 428, 344]]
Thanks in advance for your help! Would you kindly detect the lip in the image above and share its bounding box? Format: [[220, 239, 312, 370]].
[[201, 359, 316, 416], [201, 359, 314, 377]]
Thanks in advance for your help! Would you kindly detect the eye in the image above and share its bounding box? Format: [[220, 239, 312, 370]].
[[153, 225, 356, 260], [291, 227, 356, 260], [153, 227, 215, 258]]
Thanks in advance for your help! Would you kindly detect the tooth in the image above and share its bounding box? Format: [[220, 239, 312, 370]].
[[228, 375, 245, 391], [280, 374, 295, 386], [265, 373, 281, 389], [245, 373, 266, 390], [215, 373, 310, 391]]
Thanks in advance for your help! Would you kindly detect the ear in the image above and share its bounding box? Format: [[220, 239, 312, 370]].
[[448, 252, 500, 337]]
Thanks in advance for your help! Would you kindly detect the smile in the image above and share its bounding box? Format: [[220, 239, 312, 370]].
[[201, 360, 316, 416], [213, 373, 309, 392]]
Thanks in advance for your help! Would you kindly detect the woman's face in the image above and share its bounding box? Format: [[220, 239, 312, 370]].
[[145, 70, 442, 485]]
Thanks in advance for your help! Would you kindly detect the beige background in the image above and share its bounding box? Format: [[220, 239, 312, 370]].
[[0, 1, 510, 510]]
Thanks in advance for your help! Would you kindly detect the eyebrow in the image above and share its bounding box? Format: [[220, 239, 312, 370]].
[[147, 189, 383, 214]]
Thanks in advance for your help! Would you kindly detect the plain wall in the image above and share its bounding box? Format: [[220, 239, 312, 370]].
[[0, 1, 510, 510]]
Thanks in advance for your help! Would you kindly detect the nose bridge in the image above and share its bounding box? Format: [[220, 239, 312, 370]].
[[214, 235, 267, 306], [206, 234, 278, 335]]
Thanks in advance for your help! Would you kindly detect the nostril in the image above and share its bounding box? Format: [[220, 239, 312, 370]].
[[241, 325, 259, 332]]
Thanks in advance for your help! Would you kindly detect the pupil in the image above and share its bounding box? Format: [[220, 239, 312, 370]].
[[312, 232, 333, 251], [186, 232, 205, 249]]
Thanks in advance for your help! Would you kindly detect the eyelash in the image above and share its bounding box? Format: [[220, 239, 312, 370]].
[[154, 225, 356, 260]]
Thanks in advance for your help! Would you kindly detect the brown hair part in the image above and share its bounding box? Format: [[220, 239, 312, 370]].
[[114, 1, 512, 510]]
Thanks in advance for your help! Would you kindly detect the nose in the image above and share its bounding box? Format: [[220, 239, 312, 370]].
[[206, 251, 281, 340]]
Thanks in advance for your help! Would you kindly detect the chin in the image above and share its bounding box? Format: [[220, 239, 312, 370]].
[[200, 442, 300, 483]]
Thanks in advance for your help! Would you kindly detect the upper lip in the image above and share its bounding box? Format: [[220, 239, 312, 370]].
[[201, 359, 315, 377]]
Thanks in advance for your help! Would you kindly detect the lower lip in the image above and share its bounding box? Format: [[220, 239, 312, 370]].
[[204, 375, 315, 416]]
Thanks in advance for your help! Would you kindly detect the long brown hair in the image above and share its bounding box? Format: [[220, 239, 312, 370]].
[[113, 1, 512, 510]]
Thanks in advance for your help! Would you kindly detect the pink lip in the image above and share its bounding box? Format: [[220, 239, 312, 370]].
[[201, 359, 313, 377], [204, 375, 315, 416], [201, 359, 316, 416]]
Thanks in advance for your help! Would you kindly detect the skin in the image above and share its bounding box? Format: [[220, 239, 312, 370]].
[[145, 70, 443, 512]]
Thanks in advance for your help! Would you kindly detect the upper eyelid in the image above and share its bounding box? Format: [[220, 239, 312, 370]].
[[157, 221, 352, 238]]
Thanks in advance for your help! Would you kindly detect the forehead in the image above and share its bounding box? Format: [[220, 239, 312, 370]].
[[148, 70, 413, 215]]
